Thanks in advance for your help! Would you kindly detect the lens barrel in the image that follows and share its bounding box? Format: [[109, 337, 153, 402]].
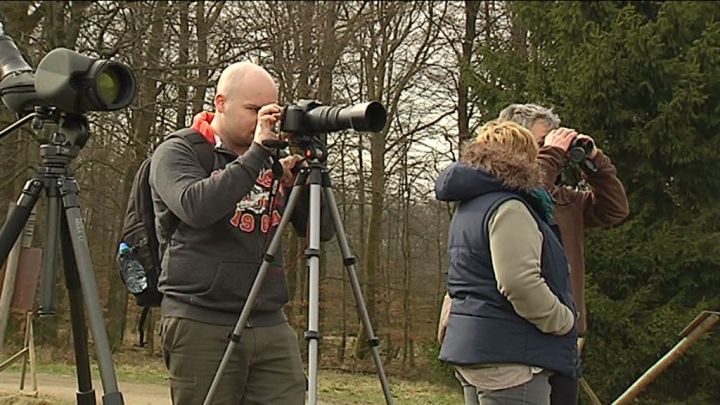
[[281, 99, 387, 134]]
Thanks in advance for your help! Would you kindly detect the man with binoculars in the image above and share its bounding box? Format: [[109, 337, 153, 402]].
[[501, 103, 629, 337], [503, 103, 629, 404]]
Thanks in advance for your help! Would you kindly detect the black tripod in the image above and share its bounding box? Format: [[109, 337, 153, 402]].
[[203, 138, 394, 405], [0, 109, 124, 405]]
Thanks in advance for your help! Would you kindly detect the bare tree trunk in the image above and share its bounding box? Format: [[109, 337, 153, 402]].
[[355, 132, 367, 359], [191, 1, 226, 114], [352, 0, 398, 360], [43, 2, 90, 50], [509, 2, 528, 60], [458, 0, 480, 149], [358, 23, 385, 359], [315, 0, 336, 346], [381, 207, 394, 365], [337, 135, 349, 363], [401, 146, 414, 366], [435, 202, 446, 317], [176, 1, 191, 129]]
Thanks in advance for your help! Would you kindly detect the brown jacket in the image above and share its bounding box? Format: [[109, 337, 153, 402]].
[[537, 146, 629, 335]]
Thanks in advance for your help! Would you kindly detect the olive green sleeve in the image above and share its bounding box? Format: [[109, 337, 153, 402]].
[[489, 200, 574, 335]]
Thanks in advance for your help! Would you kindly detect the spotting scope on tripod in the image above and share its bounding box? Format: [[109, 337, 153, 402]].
[[0, 22, 136, 405], [202, 99, 395, 405]]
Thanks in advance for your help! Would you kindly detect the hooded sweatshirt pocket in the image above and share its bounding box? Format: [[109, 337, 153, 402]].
[[191, 260, 288, 313], [194, 260, 260, 307]]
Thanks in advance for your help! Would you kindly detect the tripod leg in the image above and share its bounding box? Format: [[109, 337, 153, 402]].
[[59, 178, 124, 405], [0, 179, 43, 265], [60, 214, 97, 405], [39, 188, 61, 315], [202, 170, 309, 405], [306, 173, 322, 405], [321, 179, 395, 405]]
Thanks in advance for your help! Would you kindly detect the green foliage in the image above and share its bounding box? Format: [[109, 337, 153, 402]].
[[417, 343, 461, 388], [470, 1, 720, 402]]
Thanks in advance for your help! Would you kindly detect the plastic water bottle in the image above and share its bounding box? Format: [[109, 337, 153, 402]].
[[118, 242, 148, 294]]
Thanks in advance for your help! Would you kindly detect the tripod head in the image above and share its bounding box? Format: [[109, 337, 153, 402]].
[[0, 105, 89, 173], [290, 133, 330, 163], [39, 112, 90, 166]]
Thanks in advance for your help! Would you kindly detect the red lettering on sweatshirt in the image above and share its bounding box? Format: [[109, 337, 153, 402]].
[[239, 213, 255, 232]]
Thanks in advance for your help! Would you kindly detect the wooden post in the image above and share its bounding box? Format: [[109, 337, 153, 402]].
[[0, 312, 38, 397], [580, 377, 603, 405], [18, 311, 38, 397], [578, 336, 604, 405], [612, 311, 720, 405]]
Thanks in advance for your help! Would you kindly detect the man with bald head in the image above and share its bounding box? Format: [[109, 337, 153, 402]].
[[150, 61, 333, 404]]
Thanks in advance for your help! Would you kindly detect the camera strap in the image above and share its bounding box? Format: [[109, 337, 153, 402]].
[[260, 150, 285, 255]]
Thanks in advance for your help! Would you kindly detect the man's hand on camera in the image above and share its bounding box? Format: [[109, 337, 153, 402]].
[[279, 154, 306, 187], [253, 103, 282, 149], [544, 127, 578, 152], [575, 134, 598, 159]]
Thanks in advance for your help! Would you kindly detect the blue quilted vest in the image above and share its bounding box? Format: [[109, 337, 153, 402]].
[[439, 190, 579, 379]]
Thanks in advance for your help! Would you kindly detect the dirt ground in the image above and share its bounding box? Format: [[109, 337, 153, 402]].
[[0, 372, 338, 405], [0, 372, 170, 405]]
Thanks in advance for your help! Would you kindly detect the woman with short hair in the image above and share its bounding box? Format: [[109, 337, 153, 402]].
[[437, 120, 578, 405]]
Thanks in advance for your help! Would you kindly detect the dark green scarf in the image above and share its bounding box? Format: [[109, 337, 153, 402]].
[[526, 187, 555, 224]]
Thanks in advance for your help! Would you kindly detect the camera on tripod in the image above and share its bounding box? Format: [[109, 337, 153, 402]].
[[0, 31, 137, 116], [0, 25, 137, 404], [205, 97, 394, 405]]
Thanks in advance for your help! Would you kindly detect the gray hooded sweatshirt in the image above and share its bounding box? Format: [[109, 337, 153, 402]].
[[149, 136, 334, 326]]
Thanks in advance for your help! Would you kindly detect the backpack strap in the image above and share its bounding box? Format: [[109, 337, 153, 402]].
[[152, 128, 216, 250], [167, 128, 215, 175]]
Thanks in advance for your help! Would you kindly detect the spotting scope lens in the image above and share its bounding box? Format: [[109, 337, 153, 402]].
[[98, 69, 121, 105], [35, 49, 137, 114]]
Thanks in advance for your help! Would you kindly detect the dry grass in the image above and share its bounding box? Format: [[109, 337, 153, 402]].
[[0, 391, 72, 405], [1, 341, 462, 404]]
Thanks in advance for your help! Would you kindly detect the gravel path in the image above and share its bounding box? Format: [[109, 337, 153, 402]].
[[1, 372, 170, 404], [1, 372, 334, 404]]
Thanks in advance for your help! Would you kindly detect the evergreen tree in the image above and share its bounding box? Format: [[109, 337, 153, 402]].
[[470, 1, 720, 402]]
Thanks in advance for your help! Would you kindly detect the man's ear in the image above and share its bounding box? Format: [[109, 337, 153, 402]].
[[214, 94, 225, 113]]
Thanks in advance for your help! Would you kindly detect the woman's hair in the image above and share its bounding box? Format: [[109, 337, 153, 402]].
[[473, 120, 539, 162], [497, 103, 561, 131]]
